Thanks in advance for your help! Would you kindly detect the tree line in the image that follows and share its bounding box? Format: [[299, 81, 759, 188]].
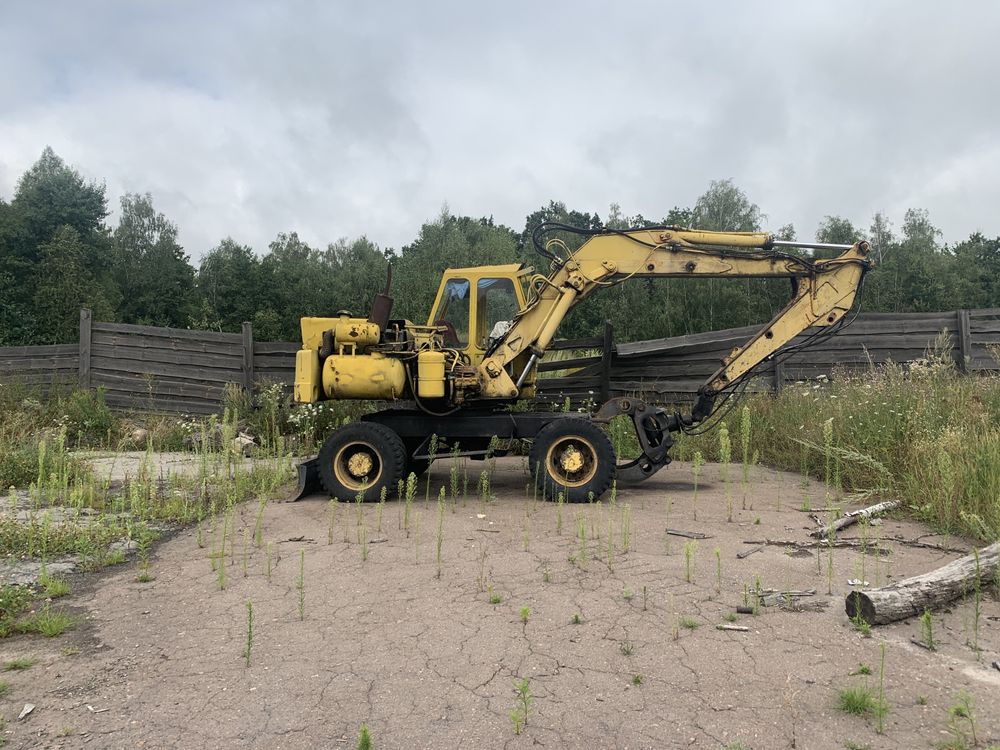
[[3, 147, 999, 347]]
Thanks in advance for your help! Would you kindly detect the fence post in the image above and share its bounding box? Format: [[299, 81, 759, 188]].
[[242, 321, 255, 397], [599, 321, 614, 403], [79, 308, 92, 388], [956, 309, 971, 373]]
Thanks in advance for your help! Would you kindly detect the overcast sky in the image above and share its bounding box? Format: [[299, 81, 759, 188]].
[[2, 1, 998, 259]]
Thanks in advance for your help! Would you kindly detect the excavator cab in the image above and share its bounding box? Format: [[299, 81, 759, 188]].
[[428, 264, 528, 364]]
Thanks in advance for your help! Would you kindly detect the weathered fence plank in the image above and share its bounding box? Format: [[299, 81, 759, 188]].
[[4, 308, 1000, 414]]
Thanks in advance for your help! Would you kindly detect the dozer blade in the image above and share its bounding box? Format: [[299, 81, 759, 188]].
[[290, 457, 324, 501]]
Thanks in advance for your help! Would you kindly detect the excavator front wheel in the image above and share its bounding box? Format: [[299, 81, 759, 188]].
[[529, 418, 616, 502], [318, 422, 407, 501]]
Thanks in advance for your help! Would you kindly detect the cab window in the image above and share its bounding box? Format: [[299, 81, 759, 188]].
[[477, 277, 518, 348], [433, 278, 470, 347]]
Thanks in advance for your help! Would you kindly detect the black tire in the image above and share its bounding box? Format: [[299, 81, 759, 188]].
[[528, 418, 616, 502], [317, 422, 407, 501]]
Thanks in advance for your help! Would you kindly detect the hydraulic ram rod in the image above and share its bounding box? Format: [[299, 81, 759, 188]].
[[770, 240, 854, 252]]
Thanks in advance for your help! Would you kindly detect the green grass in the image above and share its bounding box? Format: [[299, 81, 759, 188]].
[[675, 359, 1000, 540], [679, 616, 700, 630], [0, 680, 10, 697], [0, 586, 34, 638], [17, 606, 76, 637], [40, 574, 71, 598], [837, 684, 886, 721], [3, 657, 37, 671]]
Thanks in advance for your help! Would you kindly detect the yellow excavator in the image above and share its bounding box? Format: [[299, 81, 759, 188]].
[[292, 223, 872, 501]]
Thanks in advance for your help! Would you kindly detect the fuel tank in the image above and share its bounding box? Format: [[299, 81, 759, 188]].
[[322, 353, 406, 400]]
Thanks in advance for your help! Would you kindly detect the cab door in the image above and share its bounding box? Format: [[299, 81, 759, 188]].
[[429, 269, 526, 364]]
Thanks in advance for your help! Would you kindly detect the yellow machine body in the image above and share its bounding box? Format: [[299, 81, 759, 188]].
[[322, 352, 406, 400], [294, 348, 321, 403], [416, 351, 446, 398]]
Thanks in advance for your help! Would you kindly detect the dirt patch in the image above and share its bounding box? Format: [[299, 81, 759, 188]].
[[1, 458, 997, 749]]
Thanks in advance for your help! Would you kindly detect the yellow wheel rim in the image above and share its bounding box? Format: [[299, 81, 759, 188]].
[[545, 435, 598, 489], [333, 441, 383, 492]]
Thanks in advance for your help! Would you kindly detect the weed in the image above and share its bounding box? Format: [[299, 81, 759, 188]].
[[838, 685, 879, 716], [0, 586, 33, 638], [969, 548, 981, 653], [520, 606, 530, 624], [920, 609, 935, 651], [619, 640, 634, 656], [631, 674, 643, 686], [136, 565, 155, 583], [253, 497, 266, 548], [623, 588, 634, 602], [3, 657, 35, 671], [719, 422, 732, 521], [876, 641, 887, 734], [691, 451, 704, 520], [850, 609, 871, 637], [243, 600, 253, 667], [852, 664, 872, 676], [435, 488, 445, 578], [916, 695, 927, 706], [424, 434, 439, 503], [715, 547, 722, 595], [0, 681, 8, 697], [571, 613, 582, 625], [620, 504, 632, 552], [476, 542, 488, 593], [509, 677, 532, 735], [684, 540, 697, 583], [679, 616, 700, 630], [556, 491, 564, 534], [40, 573, 70, 599], [297, 549, 305, 621], [740, 405, 751, 509], [723, 612, 738, 623], [17, 605, 75, 637], [946, 691, 978, 748], [488, 586, 502, 605], [403, 472, 416, 533], [357, 723, 372, 750], [266, 541, 273, 581], [827, 538, 835, 595], [478, 469, 492, 505], [377, 486, 386, 532]]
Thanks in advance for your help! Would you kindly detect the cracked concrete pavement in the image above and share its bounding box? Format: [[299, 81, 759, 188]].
[[1, 457, 997, 749]]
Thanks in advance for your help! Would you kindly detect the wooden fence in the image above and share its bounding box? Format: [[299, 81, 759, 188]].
[[536, 308, 1000, 405], [0, 310, 297, 414], [1, 308, 998, 414]]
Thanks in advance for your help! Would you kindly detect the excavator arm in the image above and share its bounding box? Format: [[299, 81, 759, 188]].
[[479, 226, 873, 424]]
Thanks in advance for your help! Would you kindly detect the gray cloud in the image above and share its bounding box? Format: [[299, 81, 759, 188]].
[[2, 0, 998, 259]]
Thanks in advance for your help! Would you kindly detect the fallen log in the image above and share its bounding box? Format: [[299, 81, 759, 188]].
[[810, 499, 901, 539], [845, 541, 1000, 625]]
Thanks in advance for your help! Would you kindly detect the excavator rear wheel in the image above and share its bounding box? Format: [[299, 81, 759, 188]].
[[318, 422, 407, 501], [529, 418, 616, 503]]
